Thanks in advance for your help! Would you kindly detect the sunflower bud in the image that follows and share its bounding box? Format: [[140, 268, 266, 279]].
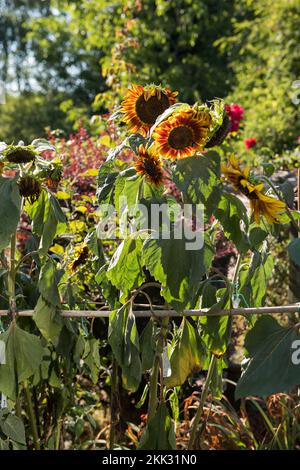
[[206, 114, 231, 148], [18, 176, 41, 203], [6, 146, 36, 164]]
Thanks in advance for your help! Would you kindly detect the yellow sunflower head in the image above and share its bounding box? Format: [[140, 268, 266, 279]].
[[249, 185, 286, 225], [221, 155, 286, 224], [69, 243, 89, 272], [152, 109, 211, 160], [134, 145, 164, 186], [221, 154, 251, 191], [121, 84, 178, 136]]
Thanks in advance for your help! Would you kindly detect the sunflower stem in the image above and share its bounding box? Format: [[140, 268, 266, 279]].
[[148, 316, 169, 420]]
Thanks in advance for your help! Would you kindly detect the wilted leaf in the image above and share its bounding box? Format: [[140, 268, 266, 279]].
[[165, 318, 206, 387]]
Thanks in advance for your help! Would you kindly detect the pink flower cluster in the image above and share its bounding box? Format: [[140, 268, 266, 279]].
[[225, 103, 245, 132]]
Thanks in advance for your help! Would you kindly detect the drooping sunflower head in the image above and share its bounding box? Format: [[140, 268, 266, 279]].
[[69, 243, 89, 272], [134, 145, 164, 186], [221, 155, 286, 224], [152, 109, 211, 160], [5, 145, 36, 164], [121, 84, 178, 136], [206, 113, 231, 148], [18, 176, 41, 203], [221, 154, 251, 192], [249, 185, 286, 225]]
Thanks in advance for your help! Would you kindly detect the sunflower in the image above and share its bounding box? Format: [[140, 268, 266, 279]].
[[5, 146, 36, 164], [69, 243, 89, 272], [18, 176, 41, 203], [121, 84, 178, 136], [134, 145, 164, 186], [152, 109, 211, 160], [222, 155, 286, 224]]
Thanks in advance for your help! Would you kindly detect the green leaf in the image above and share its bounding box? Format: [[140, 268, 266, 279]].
[[0, 324, 43, 400], [140, 319, 157, 372], [26, 190, 66, 255], [249, 225, 268, 249], [33, 296, 63, 346], [288, 238, 300, 267], [83, 338, 100, 384], [108, 307, 142, 392], [114, 173, 142, 214], [0, 176, 21, 251], [215, 192, 249, 251], [239, 251, 274, 308], [97, 160, 118, 204], [0, 413, 26, 444], [143, 234, 214, 310], [107, 236, 145, 303], [138, 403, 176, 450], [199, 286, 231, 356], [172, 152, 221, 218], [235, 316, 300, 398], [38, 258, 63, 307], [165, 318, 206, 387]]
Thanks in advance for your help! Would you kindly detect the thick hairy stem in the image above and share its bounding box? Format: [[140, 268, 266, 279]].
[[188, 354, 217, 450], [24, 382, 40, 450], [109, 358, 119, 449], [147, 316, 169, 420]]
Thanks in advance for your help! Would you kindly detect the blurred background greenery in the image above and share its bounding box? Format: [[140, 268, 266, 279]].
[[0, 0, 300, 152]]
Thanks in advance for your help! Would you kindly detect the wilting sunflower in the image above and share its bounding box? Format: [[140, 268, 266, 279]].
[[121, 84, 178, 136], [18, 176, 41, 203], [152, 109, 211, 160], [5, 146, 36, 164], [134, 145, 164, 186], [222, 155, 286, 224]]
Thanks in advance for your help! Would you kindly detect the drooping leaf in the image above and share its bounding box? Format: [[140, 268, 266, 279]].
[[138, 403, 176, 450], [236, 316, 300, 398], [82, 338, 100, 384], [33, 296, 63, 347], [38, 257, 63, 307], [0, 324, 43, 400], [0, 412, 26, 445], [140, 319, 157, 372], [0, 176, 21, 251], [165, 318, 206, 387], [108, 307, 142, 392], [26, 190, 67, 255]]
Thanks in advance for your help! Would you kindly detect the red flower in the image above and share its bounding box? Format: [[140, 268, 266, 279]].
[[297, 136, 300, 144], [244, 138, 257, 150], [225, 104, 244, 132]]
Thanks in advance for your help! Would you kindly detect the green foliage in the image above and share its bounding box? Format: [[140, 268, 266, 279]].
[[236, 316, 300, 398], [108, 306, 142, 392], [138, 403, 176, 450], [0, 176, 21, 251], [220, 0, 300, 151], [165, 318, 206, 387], [0, 323, 43, 400], [143, 234, 215, 311]]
